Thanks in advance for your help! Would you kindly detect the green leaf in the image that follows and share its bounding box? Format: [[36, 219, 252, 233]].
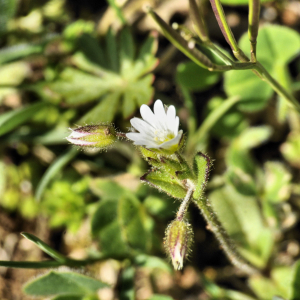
[[291, 260, 300, 299], [77, 33, 106, 67], [91, 185, 151, 256], [249, 26, 300, 66], [122, 89, 136, 118], [226, 126, 272, 175], [105, 27, 119, 72], [0, 0, 18, 34], [51, 296, 83, 300], [119, 266, 135, 300], [203, 276, 257, 300], [225, 167, 257, 196], [262, 162, 292, 203], [120, 27, 135, 63], [281, 131, 300, 168], [141, 169, 187, 200], [225, 26, 300, 112], [46, 28, 157, 122], [149, 295, 174, 300], [0, 34, 56, 65], [21, 232, 67, 262], [80, 91, 121, 123], [209, 185, 273, 267], [35, 148, 78, 201], [0, 102, 48, 136], [0, 61, 30, 85], [206, 96, 247, 139], [176, 61, 220, 92], [224, 66, 273, 112], [250, 266, 293, 300], [45, 68, 111, 106], [235, 126, 273, 150], [63, 20, 95, 51], [89, 178, 126, 200], [134, 254, 172, 273], [23, 271, 108, 296], [144, 194, 179, 219], [42, 177, 88, 232], [188, 96, 240, 153], [135, 32, 158, 76]]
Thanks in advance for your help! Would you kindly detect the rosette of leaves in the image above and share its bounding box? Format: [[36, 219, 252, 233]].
[[45, 26, 158, 123]]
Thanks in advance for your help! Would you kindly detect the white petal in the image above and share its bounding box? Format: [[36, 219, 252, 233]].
[[126, 132, 143, 141], [140, 104, 159, 127], [66, 137, 95, 146], [133, 139, 159, 148], [130, 118, 155, 136], [166, 105, 176, 132], [69, 129, 90, 138], [173, 116, 179, 136], [159, 130, 183, 150], [154, 99, 167, 130], [126, 133, 158, 148]]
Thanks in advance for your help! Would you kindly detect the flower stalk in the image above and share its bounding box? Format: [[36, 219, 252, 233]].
[[248, 0, 260, 62]]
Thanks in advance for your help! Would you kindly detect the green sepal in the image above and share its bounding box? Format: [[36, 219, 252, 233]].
[[175, 170, 193, 181], [149, 157, 182, 176], [148, 154, 195, 182], [193, 152, 211, 200], [141, 169, 187, 200], [139, 146, 158, 161]]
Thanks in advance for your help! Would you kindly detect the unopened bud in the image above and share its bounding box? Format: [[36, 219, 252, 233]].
[[164, 219, 193, 270], [66, 124, 117, 149]]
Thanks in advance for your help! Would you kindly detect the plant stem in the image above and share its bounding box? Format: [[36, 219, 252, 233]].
[[209, 0, 248, 62], [0, 254, 110, 269], [177, 185, 194, 221], [147, 8, 232, 71], [248, 0, 260, 62], [189, 0, 209, 42], [206, 0, 300, 112], [254, 62, 300, 113], [194, 197, 259, 275]]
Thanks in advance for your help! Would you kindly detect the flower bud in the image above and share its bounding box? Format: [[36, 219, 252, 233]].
[[164, 219, 193, 270], [66, 124, 117, 149]]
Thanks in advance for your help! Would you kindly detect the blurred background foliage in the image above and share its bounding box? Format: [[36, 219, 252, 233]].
[[1, 0, 300, 299]]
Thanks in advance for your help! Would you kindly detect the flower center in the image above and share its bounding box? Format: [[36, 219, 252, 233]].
[[154, 129, 175, 144]]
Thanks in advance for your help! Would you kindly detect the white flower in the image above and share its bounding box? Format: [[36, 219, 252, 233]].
[[126, 99, 183, 153]]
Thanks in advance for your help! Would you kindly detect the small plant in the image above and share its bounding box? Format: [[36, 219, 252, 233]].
[[1, 0, 300, 299]]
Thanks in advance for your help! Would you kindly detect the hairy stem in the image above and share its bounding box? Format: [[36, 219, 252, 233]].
[[177, 185, 195, 220], [194, 197, 259, 275]]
